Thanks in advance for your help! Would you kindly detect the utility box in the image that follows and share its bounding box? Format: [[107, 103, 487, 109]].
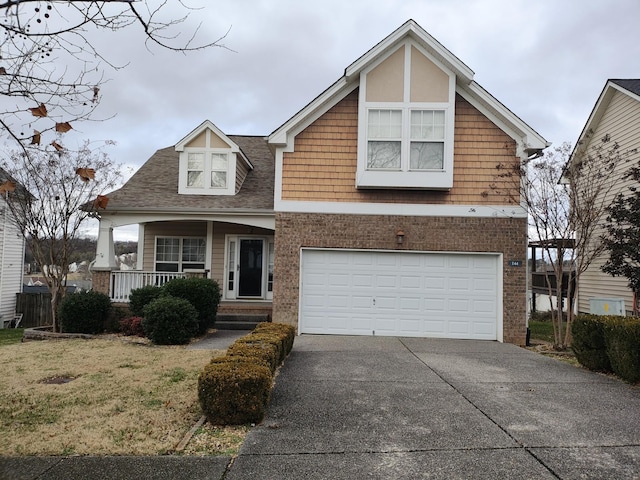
[[589, 298, 626, 316]]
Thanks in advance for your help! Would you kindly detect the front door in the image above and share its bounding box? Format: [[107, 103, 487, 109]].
[[238, 239, 264, 297]]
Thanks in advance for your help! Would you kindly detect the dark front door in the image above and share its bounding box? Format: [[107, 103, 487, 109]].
[[238, 239, 264, 297]]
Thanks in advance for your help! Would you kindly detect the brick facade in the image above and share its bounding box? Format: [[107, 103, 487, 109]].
[[272, 213, 528, 345], [92, 270, 110, 297]]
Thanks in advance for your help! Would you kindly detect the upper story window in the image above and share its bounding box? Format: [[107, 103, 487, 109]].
[[366, 109, 445, 171], [176, 121, 252, 196], [186, 152, 229, 190], [357, 41, 455, 190]]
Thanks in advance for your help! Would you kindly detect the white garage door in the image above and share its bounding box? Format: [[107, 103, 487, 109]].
[[300, 249, 500, 340]]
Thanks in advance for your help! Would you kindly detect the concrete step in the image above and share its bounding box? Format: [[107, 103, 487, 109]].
[[215, 313, 271, 330]]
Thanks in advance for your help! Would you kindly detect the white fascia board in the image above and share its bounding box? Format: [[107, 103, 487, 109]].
[[100, 212, 275, 230], [175, 119, 243, 154], [568, 80, 636, 162], [274, 199, 527, 218], [269, 80, 357, 149], [458, 82, 549, 153], [344, 20, 474, 84]]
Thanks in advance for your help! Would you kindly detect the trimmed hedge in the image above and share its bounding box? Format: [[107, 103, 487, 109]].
[[59, 290, 112, 334], [571, 314, 611, 372], [603, 317, 640, 383], [197, 322, 296, 425], [254, 322, 295, 357], [119, 316, 145, 337], [227, 341, 279, 373], [198, 361, 272, 425], [142, 296, 199, 345], [163, 277, 221, 334]]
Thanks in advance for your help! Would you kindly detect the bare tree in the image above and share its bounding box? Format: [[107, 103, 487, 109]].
[[492, 135, 636, 349], [2, 141, 122, 331], [0, 1, 227, 150]]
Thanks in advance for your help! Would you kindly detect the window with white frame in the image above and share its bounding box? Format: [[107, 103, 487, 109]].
[[357, 41, 455, 190], [366, 109, 446, 172], [155, 237, 206, 272], [185, 152, 229, 190]]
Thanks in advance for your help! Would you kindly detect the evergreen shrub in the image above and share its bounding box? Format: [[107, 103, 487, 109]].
[[59, 290, 112, 334]]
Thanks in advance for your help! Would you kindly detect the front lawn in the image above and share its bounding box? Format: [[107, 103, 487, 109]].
[[0, 336, 247, 456]]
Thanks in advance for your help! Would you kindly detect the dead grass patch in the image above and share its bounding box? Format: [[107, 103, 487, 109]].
[[0, 337, 247, 456]]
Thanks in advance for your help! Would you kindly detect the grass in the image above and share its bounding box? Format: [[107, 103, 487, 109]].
[[0, 328, 24, 347], [529, 320, 555, 343], [0, 335, 247, 456]]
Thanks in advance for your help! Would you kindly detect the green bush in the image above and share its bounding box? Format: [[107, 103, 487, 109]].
[[198, 360, 272, 425], [603, 317, 640, 383], [142, 296, 199, 345], [254, 322, 296, 357], [163, 277, 221, 334], [571, 314, 612, 372], [59, 290, 112, 334], [128, 285, 164, 317], [227, 341, 279, 373]]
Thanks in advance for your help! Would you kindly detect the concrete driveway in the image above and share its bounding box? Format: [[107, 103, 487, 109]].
[[228, 335, 640, 480]]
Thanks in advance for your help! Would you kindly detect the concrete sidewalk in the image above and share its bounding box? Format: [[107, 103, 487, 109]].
[[3, 335, 640, 479]]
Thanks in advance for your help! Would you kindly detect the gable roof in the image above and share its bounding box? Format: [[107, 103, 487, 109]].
[[571, 79, 640, 160], [610, 79, 640, 97], [100, 135, 274, 213], [269, 19, 548, 155]]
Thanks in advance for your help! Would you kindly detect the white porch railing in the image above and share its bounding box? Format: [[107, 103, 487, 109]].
[[110, 271, 186, 302]]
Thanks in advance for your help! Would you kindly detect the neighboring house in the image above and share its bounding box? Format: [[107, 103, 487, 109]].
[[92, 20, 547, 344], [570, 79, 640, 315], [0, 168, 26, 327]]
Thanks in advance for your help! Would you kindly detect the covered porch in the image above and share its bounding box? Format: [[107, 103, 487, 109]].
[[92, 212, 275, 309]]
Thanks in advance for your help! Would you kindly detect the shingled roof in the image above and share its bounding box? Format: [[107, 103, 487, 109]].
[[611, 79, 640, 97], [102, 135, 274, 212]]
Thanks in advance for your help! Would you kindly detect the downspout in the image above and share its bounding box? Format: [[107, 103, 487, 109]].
[[0, 203, 5, 325]]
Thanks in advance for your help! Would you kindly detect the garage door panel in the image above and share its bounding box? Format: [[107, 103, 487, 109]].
[[300, 250, 499, 340]]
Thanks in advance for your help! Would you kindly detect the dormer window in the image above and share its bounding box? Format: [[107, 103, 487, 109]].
[[186, 152, 229, 190], [357, 41, 455, 190], [176, 120, 252, 196]]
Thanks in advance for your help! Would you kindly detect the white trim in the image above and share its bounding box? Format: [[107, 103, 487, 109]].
[[298, 247, 503, 342], [136, 224, 145, 270], [154, 235, 207, 273], [458, 83, 548, 152], [570, 80, 640, 162], [344, 20, 474, 83], [99, 212, 275, 230], [275, 199, 527, 218], [205, 222, 213, 274], [223, 234, 275, 301]]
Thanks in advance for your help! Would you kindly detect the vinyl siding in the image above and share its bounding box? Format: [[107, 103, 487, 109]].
[[0, 201, 24, 322], [577, 90, 640, 313]]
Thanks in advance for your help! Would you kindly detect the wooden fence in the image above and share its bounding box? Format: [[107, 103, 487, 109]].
[[16, 293, 52, 328]]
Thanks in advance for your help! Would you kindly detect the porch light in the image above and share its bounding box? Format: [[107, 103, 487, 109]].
[[396, 229, 405, 246]]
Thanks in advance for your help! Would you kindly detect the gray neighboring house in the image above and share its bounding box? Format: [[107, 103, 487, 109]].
[[0, 167, 25, 327]]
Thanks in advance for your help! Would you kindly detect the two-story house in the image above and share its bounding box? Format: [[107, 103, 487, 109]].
[[91, 20, 547, 344]]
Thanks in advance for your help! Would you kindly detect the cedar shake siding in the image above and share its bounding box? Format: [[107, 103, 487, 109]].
[[273, 213, 528, 345], [281, 90, 519, 205]]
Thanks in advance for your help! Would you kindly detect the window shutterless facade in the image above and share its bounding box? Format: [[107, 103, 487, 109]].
[[155, 237, 206, 272]]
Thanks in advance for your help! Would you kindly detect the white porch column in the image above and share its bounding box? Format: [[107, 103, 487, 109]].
[[137, 223, 145, 270], [206, 221, 213, 277], [94, 219, 117, 270]]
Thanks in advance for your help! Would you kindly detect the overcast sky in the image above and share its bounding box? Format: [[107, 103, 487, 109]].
[[61, 0, 640, 240]]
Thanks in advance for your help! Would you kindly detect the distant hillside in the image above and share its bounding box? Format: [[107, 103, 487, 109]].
[[25, 237, 138, 272]]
